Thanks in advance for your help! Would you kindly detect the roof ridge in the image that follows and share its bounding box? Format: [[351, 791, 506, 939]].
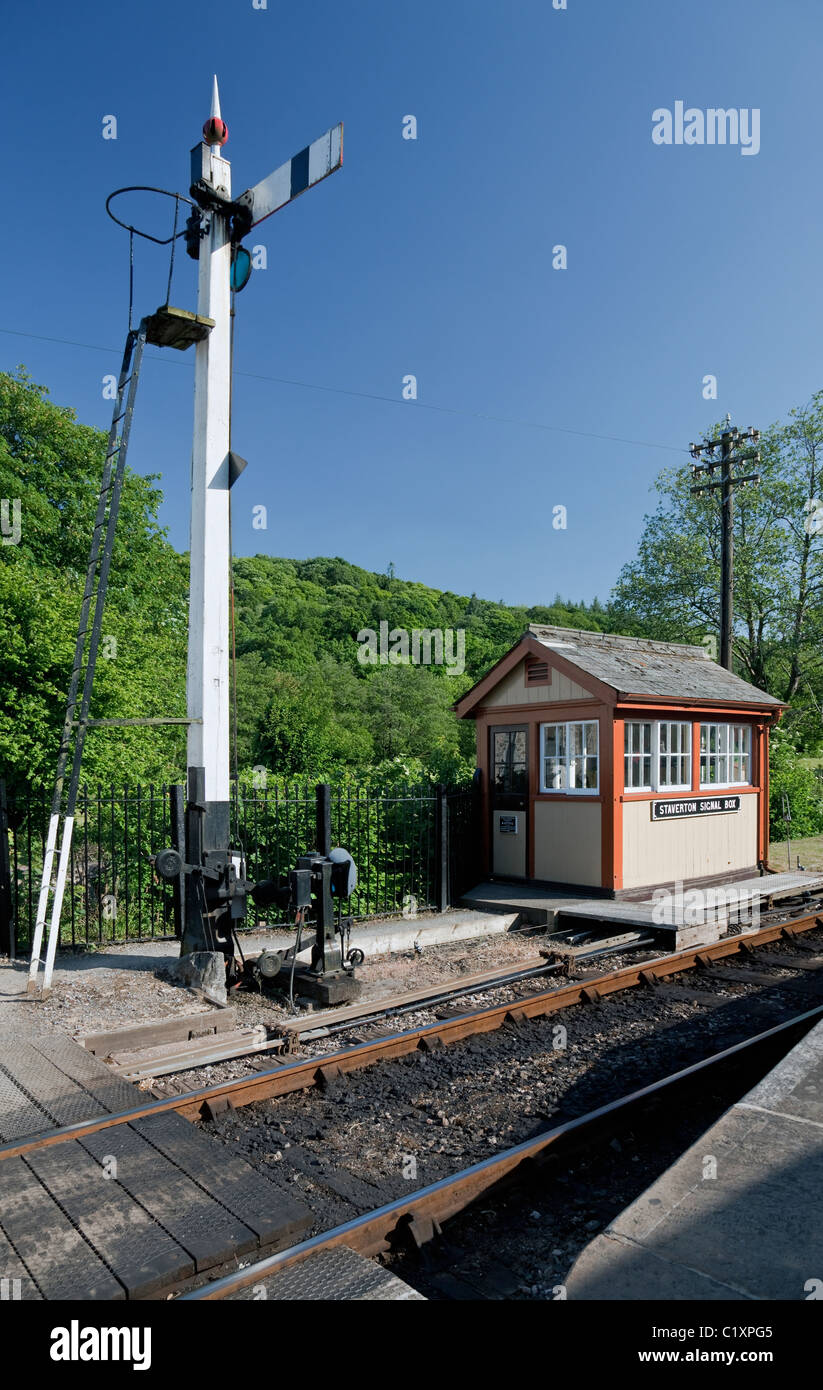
[[526, 623, 707, 659]]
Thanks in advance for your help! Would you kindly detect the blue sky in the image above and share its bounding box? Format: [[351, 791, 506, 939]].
[[3, 0, 822, 606]]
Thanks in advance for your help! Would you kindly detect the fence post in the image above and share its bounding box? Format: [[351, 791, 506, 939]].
[[169, 784, 186, 940], [316, 783, 331, 858], [436, 783, 448, 912], [0, 782, 14, 958]]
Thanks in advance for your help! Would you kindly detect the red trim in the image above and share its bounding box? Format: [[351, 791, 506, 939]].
[[476, 713, 490, 876], [455, 637, 545, 718], [534, 646, 616, 705], [458, 634, 785, 727], [616, 699, 783, 715], [757, 722, 770, 864], [455, 640, 532, 718], [527, 718, 539, 877], [600, 715, 614, 890], [456, 636, 616, 718], [476, 698, 600, 720], [474, 692, 773, 891], [534, 794, 605, 804], [611, 718, 623, 890]]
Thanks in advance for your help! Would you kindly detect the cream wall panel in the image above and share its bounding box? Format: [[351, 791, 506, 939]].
[[622, 795, 759, 890], [492, 810, 526, 876], [484, 660, 593, 708], [533, 800, 602, 887]]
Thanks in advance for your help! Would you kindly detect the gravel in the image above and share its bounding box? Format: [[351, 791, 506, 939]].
[[200, 934, 823, 1254]]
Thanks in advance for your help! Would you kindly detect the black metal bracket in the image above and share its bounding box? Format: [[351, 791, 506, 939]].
[[188, 182, 254, 244]]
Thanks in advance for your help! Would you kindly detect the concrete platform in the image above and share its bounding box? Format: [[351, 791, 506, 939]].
[[0, 909, 519, 992], [558, 870, 823, 949], [460, 882, 590, 925], [464, 870, 823, 950], [565, 1015, 823, 1301]]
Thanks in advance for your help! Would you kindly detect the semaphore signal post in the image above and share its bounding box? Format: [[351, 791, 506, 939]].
[[27, 81, 354, 1001]]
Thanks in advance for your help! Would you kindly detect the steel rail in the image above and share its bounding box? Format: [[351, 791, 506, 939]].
[[181, 1000, 823, 1300], [1, 911, 820, 1164], [306, 933, 658, 1041]]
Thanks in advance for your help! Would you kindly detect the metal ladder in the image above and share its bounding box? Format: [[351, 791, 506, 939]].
[[27, 321, 148, 995]]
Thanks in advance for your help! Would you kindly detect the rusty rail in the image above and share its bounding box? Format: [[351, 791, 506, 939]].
[[1, 911, 820, 1164], [180, 999, 823, 1299]]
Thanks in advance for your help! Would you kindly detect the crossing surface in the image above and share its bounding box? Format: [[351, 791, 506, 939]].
[[0, 1032, 311, 1299]]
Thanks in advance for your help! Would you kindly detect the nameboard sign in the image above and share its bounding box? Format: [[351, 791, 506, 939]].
[[498, 815, 518, 834], [651, 795, 741, 821]]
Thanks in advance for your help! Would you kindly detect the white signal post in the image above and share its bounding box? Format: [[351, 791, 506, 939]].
[[186, 83, 343, 840], [24, 81, 344, 987], [188, 77, 232, 813], [180, 82, 344, 956], [29, 80, 346, 978]]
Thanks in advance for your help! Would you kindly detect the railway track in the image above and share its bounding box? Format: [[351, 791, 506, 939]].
[[183, 1000, 823, 1299], [2, 906, 821, 1168], [2, 904, 821, 1302]]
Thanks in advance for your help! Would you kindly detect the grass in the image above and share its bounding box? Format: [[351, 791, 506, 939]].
[[769, 832, 823, 872]]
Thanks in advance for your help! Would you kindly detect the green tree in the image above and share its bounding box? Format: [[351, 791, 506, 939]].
[[611, 402, 823, 744], [0, 369, 188, 793]]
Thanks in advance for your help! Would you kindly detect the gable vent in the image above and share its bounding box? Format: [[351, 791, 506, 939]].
[[525, 659, 551, 685]]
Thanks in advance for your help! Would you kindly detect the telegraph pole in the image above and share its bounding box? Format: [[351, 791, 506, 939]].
[[690, 417, 761, 670]]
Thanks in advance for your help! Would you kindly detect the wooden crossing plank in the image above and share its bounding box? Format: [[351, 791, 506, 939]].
[[132, 1111, 312, 1248], [703, 966, 785, 987], [0, 1068, 52, 1142], [80, 1124, 258, 1272], [655, 984, 728, 1007], [34, 1034, 141, 1114], [26, 1141, 194, 1298], [83, 1008, 238, 1058], [750, 952, 823, 973], [280, 1142, 384, 1211], [0, 1225, 41, 1300], [0, 1155, 123, 1300], [0, 1043, 103, 1129]]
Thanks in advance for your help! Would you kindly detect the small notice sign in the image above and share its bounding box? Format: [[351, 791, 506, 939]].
[[651, 795, 741, 821], [499, 815, 518, 834]]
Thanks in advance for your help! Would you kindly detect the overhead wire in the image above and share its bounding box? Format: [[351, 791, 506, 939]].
[[0, 324, 689, 458]]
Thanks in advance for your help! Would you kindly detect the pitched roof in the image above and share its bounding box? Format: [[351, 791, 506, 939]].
[[526, 625, 784, 707]]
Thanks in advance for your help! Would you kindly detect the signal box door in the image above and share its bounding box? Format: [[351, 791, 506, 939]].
[[490, 725, 528, 878]]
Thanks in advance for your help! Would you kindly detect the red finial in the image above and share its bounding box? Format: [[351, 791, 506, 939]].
[[203, 75, 228, 147]]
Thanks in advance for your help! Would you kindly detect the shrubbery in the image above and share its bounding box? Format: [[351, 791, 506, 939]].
[[769, 729, 823, 839]]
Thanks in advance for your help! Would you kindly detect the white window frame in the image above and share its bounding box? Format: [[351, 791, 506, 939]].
[[624, 720, 653, 791], [699, 722, 752, 789], [540, 720, 600, 795], [657, 720, 692, 792], [623, 720, 692, 794]]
